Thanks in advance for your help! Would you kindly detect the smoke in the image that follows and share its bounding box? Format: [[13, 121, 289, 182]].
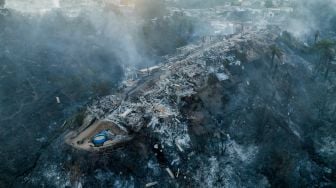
[[168, 0, 336, 41], [0, 1, 334, 122], [1, 0, 154, 94], [0, 0, 4, 8], [0, 0, 336, 186], [0, 0, 198, 126], [0, 2, 155, 185], [285, 0, 336, 39]]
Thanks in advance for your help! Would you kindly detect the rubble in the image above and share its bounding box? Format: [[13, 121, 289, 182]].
[[175, 140, 184, 152], [62, 27, 336, 187], [165, 168, 175, 179], [4, 1, 335, 187], [138, 65, 161, 76], [56, 97, 61, 104], [66, 28, 275, 152], [145, 181, 158, 187]]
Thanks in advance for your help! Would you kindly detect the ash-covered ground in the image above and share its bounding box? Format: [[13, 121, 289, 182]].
[[20, 28, 336, 188], [1, 0, 336, 187]]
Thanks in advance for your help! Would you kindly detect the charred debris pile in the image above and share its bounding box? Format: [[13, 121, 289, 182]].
[[28, 28, 335, 187]]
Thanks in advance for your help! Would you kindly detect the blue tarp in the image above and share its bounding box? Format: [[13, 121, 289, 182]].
[[92, 130, 109, 146]]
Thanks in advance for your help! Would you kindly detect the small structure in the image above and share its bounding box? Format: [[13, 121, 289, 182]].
[[65, 120, 133, 152]]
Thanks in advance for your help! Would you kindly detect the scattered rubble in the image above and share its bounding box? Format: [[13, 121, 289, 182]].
[[145, 181, 158, 187], [175, 140, 184, 152], [56, 97, 61, 104], [165, 168, 175, 179], [66, 27, 276, 151], [61, 26, 336, 187]]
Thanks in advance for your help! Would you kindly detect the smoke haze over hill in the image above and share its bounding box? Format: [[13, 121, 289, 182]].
[[0, 0, 335, 187]]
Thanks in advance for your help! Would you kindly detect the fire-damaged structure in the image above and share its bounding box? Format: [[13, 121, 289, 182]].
[[62, 27, 336, 187], [65, 28, 266, 152]]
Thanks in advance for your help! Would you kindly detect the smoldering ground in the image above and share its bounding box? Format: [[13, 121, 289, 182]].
[[0, 0, 335, 187], [0, 1, 146, 186], [0, 0, 196, 186]]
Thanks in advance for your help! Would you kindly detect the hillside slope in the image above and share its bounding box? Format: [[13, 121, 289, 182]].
[[13, 27, 336, 187]]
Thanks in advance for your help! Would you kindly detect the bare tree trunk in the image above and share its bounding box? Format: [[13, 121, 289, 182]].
[[324, 60, 331, 79], [315, 56, 322, 73], [314, 35, 318, 44], [273, 62, 278, 77], [315, 55, 326, 74]]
